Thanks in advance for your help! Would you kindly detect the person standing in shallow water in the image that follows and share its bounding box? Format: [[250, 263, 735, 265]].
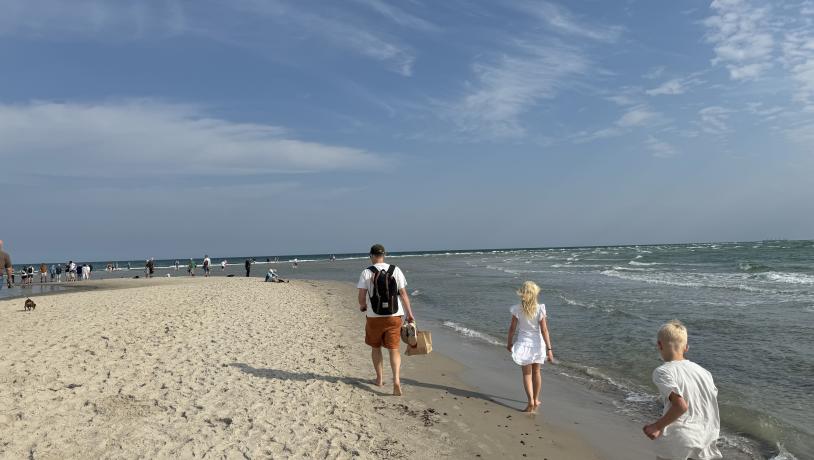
[[244, 259, 251, 277], [0, 240, 13, 289], [357, 244, 415, 396], [506, 281, 554, 413]]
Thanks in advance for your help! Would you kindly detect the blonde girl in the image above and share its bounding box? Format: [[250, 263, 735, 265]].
[[506, 281, 554, 412]]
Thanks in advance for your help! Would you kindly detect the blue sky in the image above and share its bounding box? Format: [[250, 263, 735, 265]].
[[1, 0, 813, 262]]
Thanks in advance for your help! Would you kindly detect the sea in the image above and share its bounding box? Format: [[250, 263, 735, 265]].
[[3, 240, 812, 459]]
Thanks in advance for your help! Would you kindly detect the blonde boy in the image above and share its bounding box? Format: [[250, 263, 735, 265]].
[[643, 320, 722, 460]]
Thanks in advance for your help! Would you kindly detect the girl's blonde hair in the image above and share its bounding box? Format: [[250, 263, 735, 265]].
[[517, 281, 541, 320]]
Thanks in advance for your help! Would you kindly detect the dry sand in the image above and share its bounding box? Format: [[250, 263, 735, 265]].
[[0, 278, 600, 459]]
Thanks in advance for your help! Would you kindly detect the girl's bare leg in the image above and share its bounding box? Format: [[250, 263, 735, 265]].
[[532, 363, 542, 407], [521, 365, 534, 412]]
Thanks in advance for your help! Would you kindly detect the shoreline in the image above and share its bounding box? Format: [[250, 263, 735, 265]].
[[1, 277, 603, 459]]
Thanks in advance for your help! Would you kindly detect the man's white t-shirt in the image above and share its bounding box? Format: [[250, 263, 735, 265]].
[[652, 359, 722, 460], [357, 263, 407, 318]]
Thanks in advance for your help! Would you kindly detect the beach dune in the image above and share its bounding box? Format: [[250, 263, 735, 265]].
[[0, 278, 599, 459]]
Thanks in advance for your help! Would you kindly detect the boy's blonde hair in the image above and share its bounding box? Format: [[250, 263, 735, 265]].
[[658, 319, 688, 349], [517, 281, 541, 320]]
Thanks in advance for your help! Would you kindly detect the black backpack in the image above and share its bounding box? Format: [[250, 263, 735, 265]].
[[367, 265, 399, 315]]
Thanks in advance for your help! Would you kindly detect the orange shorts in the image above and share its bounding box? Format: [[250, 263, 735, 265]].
[[365, 316, 403, 349]]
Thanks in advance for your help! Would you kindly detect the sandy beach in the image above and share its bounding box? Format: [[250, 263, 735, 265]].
[[0, 277, 602, 459]]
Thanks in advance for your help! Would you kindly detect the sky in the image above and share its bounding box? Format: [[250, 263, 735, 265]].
[[1, 0, 813, 262]]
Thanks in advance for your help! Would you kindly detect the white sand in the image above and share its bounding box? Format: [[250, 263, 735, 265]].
[[0, 278, 600, 459]]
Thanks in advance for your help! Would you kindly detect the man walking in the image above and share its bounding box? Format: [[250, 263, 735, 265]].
[[203, 255, 211, 277], [0, 240, 12, 289], [357, 244, 415, 396]]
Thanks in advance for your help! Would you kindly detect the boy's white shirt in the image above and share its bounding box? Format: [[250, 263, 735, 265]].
[[357, 263, 407, 318], [652, 359, 722, 460]]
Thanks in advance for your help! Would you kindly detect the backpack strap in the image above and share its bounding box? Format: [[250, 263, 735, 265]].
[[386, 265, 397, 276], [367, 265, 378, 274]]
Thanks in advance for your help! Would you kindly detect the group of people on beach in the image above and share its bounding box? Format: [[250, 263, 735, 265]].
[[0, 252, 93, 287], [358, 243, 722, 460]]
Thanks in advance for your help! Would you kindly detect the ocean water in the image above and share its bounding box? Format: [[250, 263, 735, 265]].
[[283, 242, 814, 460], [3, 241, 812, 459]]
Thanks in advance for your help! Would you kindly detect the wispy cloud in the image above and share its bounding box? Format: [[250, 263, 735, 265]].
[[703, 0, 774, 80], [645, 74, 704, 96], [698, 106, 732, 134], [574, 104, 665, 143], [447, 40, 589, 138], [0, 101, 391, 179], [616, 105, 662, 128], [642, 66, 666, 80], [510, 0, 623, 42], [350, 0, 439, 32], [0, 0, 416, 76], [781, 30, 814, 107], [644, 136, 678, 158], [0, 0, 188, 38]]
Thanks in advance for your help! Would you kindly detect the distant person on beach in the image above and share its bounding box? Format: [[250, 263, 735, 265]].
[[265, 267, 287, 283], [26, 266, 35, 285], [506, 281, 554, 413], [642, 320, 721, 459], [0, 240, 12, 289], [68, 261, 76, 281], [203, 255, 211, 277], [49, 264, 56, 281], [357, 244, 415, 396], [188, 259, 196, 276], [175, 260, 180, 271], [293, 258, 298, 269], [82, 263, 91, 280], [221, 260, 227, 270], [40, 263, 48, 283], [244, 259, 251, 277], [55, 263, 62, 283]]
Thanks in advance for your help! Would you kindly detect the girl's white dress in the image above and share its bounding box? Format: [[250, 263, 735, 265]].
[[510, 303, 547, 366]]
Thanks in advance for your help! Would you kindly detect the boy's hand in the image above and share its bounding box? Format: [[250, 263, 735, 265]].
[[642, 423, 662, 440]]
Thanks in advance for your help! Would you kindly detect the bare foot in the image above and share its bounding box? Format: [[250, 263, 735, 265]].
[[393, 383, 402, 396], [372, 378, 384, 387], [522, 404, 536, 413], [535, 399, 542, 407]]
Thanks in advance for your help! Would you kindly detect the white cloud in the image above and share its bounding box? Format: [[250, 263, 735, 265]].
[[448, 40, 589, 138], [645, 74, 705, 96], [643, 66, 667, 80], [703, 0, 774, 80], [646, 79, 687, 96], [698, 106, 732, 134], [781, 31, 814, 106], [0, 0, 187, 38], [572, 105, 664, 143], [0, 0, 416, 76], [0, 101, 391, 178], [350, 0, 438, 32], [644, 136, 678, 158], [616, 105, 661, 128], [510, 1, 623, 43]]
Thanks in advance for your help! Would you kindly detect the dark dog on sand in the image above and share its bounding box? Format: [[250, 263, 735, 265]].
[[24, 298, 36, 311]]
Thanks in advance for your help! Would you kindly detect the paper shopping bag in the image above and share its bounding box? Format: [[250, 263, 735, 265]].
[[406, 330, 432, 356]]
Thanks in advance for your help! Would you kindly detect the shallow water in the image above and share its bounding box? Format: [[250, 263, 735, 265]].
[[6, 241, 812, 459]]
